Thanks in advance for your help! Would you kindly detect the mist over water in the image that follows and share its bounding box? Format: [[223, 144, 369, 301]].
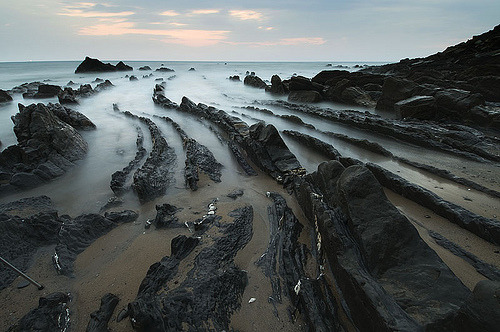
[[0, 61, 376, 212], [1, 60, 495, 219]]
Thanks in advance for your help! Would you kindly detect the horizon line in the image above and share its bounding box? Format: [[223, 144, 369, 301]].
[[0, 59, 393, 64]]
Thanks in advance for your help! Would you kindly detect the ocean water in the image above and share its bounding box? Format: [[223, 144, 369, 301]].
[[0, 61, 384, 211], [1, 60, 497, 220]]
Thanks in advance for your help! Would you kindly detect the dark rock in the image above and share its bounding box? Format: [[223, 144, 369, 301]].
[[78, 84, 95, 97], [48, 103, 96, 129], [363, 83, 382, 91], [246, 122, 305, 180], [129, 75, 138, 81], [0, 195, 55, 217], [131, 118, 176, 201], [288, 90, 322, 103], [244, 75, 267, 89], [268, 74, 287, 95], [54, 211, 138, 276], [155, 67, 175, 72], [139, 66, 152, 71], [456, 280, 500, 332], [58, 87, 78, 104], [282, 130, 341, 160], [366, 163, 500, 245], [228, 75, 240, 81], [267, 99, 500, 163], [113, 109, 177, 202], [66, 81, 75, 86], [154, 203, 181, 228], [115, 61, 133, 71], [25, 84, 62, 99], [188, 67, 196, 71], [0, 103, 88, 189], [128, 207, 253, 331], [0, 89, 13, 102], [86, 293, 119, 332], [366, 25, 500, 102], [258, 192, 342, 331], [395, 95, 436, 119], [293, 161, 472, 330], [428, 231, 500, 281], [9, 172, 44, 188], [376, 76, 418, 111], [434, 89, 485, 117], [94, 80, 114, 92], [75, 57, 116, 73], [289, 76, 324, 93], [340, 86, 375, 107], [10, 82, 41, 96], [9, 292, 71, 332], [0, 199, 60, 289], [75, 57, 132, 73], [226, 189, 244, 199], [160, 116, 223, 190], [184, 139, 222, 190], [92, 78, 104, 83], [110, 126, 147, 196]]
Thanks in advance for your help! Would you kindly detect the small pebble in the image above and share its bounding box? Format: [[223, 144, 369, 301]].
[[248, 297, 256, 303], [425, 215, 431, 218]]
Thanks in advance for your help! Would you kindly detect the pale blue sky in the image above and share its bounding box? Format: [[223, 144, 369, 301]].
[[0, 0, 498, 62]]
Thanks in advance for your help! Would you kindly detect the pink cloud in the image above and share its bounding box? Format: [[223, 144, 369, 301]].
[[78, 22, 229, 46], [58, 9, 135, 18], [190, 9, 220, 15], [229, 10, 263, 21], [159, 10, 180, 16]]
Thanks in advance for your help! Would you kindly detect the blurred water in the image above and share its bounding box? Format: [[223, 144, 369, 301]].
[[3, 60, 495, 218]]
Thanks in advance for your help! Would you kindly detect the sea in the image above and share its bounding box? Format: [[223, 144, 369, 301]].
[[0, 60, 386, 215]]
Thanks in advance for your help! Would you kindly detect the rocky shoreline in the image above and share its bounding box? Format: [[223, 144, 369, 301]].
[[1, 27, 499, 331]]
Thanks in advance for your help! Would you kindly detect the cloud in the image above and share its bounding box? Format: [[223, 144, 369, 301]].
[[58, 9, 135, 18], [259, 26, 274, 30], [229, 10, 263, 21], [78, 22, 229, 46], [169, 22, 188, 26], [159, 10, 180, 16], [190, 9, 220, 15]]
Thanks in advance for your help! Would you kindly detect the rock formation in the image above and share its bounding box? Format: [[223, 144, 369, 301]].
[[75, 57, 133, 73]]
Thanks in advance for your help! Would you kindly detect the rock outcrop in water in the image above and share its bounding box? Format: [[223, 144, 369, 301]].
[[0, 89, 13, 103], [0, 103, 90, 193], [75, 56, 133, 73], [128, 206, 253, 331], [22, 84, 62, 99], [110, 126, 147, 196], [244, 74, 267, 89], [159, 116, 223, 191], [113, 105, 177, 202], [153, 86, 305, 182]]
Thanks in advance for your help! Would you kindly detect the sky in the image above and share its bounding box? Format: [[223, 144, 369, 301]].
[[0, 0, 498, 62]]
